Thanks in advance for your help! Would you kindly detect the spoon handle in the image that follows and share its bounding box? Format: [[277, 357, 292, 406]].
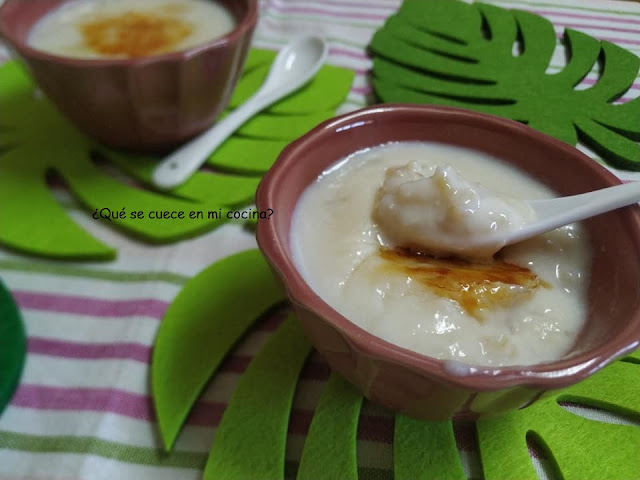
[[152, 92, 275, 190], [525, 181, 640, 238]]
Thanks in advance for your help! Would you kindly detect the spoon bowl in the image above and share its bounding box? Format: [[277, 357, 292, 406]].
[[261, 36, 327, 93], [152, 36, 328, 190]]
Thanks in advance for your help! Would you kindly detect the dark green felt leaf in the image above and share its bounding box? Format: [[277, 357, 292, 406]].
[[0, 280, 26, 416], [370, 0, 640, 170], [203, 313, 312, 480], [151, 249, 285, 451], [297, 373, 363, 480], [0, 50, 354, 260]]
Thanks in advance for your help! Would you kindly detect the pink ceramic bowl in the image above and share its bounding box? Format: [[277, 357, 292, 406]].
[[0, 0, 257, 152], [256, 104, 640, 420]]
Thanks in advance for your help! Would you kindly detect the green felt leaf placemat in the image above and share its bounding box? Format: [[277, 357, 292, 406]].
[[151, 249, 285, 451], [0, 279, 26, 416], [152, 249, 640, 480], [394, 416, 466, 480], [370, 0, 640, 171], [297, 373, 363, 480], [477, 356, 640, 480], [203, 314, 312, 480], [0, 49, 355, 260]]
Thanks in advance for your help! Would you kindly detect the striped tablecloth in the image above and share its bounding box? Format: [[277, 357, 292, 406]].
[[0, 0, 639, 479]]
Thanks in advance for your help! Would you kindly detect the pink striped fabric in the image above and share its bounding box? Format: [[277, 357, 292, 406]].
[[12, 290, 169, 320]]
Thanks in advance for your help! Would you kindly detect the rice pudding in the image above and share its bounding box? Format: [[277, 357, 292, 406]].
[[375, 164, 536, 259], [290, 142, 591, 367], [28, 0, 235, 58]]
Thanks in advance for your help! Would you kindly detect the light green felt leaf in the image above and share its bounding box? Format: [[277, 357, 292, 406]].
[[624, 348, 640, 363], [0, 62, 229, 258], [370, 0, 640, 170], [151, 249, 285, 451], [229, 60, 356, 114], [242, 48, 278, 73], [148, 241, 640, 479], [203, 314, 312, 480], [0, 49, 354, 260], [0, 279, 26, 416], [226, 110, 338, 140], [297, 373, 363, 480], [477, 357, 640, 480], [61, 154, 229, 243], [0, 147, 116, 260], [557, 361, 639, 418], [207, 137, 290, 175], [394, 416, 466, 480], [103, 150, 261, 207]]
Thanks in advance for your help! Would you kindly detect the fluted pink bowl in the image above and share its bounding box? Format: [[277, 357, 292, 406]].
[[256, 104, 640, 420], [0, 0, 257, 152]]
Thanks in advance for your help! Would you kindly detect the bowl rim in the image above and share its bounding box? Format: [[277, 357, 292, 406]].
[[256, 103, 640, 392], [0, 0, 258, 67]]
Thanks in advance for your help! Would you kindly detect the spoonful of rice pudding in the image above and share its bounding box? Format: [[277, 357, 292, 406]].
[[375, 162, 640, 260]]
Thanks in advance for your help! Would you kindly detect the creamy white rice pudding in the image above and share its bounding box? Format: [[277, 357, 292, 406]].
[[28, 0, 235, 58], [291, 142, 591, 367], [374, 163, 536, 259]]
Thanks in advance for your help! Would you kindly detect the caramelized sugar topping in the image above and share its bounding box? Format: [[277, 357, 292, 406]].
[[79, 10, 193, 57], [379, 248, 549, 320]]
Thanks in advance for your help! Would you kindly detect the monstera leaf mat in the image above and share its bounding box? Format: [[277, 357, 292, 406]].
[[0, 49, 354, 260], [370, 0, 640, 171], [152, 249, 640, 480]]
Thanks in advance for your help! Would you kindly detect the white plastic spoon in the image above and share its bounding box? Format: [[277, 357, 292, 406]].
[[516, 181, 640, 240], [462, 181, 640, 255], [152, 36, 328, 190]]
